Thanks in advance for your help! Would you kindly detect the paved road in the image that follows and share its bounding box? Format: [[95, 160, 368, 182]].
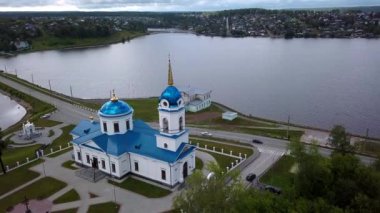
[[0, 75, 93, 124], [188, 127, 376, 166]]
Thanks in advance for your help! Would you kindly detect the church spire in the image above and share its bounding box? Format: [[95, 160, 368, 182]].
[[110, 89, 119, 102], [168, 55, 174, 86]]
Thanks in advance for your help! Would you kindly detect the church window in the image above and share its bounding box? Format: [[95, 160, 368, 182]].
[[126, 120, 130, 130], [111, 163, 116, 173], [114, 122, 119, 133], [164, 143, 168, 149], [101, 159, 106, 169], [77, 152, 81, 161], [162, 118, 169, 133], [179, 117, 183, 131], [161, 169, 166, 180], [163, 101, 168, 107], [86, 154, 90, 164], [103, 122, 107, 132], [134, 161, 139, 172]]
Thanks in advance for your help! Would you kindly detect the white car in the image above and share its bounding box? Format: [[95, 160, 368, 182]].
[[200, 131, 212, 136]]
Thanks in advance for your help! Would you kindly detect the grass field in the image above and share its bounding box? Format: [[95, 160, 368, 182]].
[[191, 138, 253, 158], [2, 144, 41, 167], [0, 176, 67, 212], [195, 157, 204, 170], [61, 160, 78, 170], [109, 177, 171, 198], [0, 159, 42, 196], [34, 119, 62, 128], [260, 155, 296, 191], [53, 189, 80, 204], [45, 124, 75, 158], [204, 151, 240, 170], [356, 140, 380, 156], [88, 202, 120, 213], [52, 208, 78, 213]]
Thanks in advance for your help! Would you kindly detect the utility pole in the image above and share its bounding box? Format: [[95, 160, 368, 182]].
[[70, 85, 73, 98], [15, 69, 17, 77], [31, 73, 34, 84], [287, 115, 290, 140], [48, 80, 52, 91]]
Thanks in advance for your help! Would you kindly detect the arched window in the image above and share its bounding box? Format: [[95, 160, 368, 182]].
[[162, 118, 169, 133], [179, 117, 183, 131], [164, 143, 168, 149]]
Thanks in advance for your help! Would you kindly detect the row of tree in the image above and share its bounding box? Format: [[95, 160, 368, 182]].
[[174, 125, 380, 212]]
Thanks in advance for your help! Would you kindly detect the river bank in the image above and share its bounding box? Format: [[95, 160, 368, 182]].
[[1, 30, 147, 57]]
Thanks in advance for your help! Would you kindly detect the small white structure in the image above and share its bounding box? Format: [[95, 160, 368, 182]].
[[178, 86, 212, 112], [71, 59, 196, 187], [20, 121, 40, 139], [222, 111, 238, 121]]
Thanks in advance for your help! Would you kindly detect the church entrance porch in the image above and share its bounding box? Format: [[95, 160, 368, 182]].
[[183, 162, 188, 179], [75, 167, 106, 183]]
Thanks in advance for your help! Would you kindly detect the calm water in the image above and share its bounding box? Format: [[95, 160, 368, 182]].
[[0, 94, 26, 130], [0, 34, 379, 137]]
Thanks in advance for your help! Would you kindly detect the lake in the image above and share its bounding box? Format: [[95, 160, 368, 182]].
[[0, 33, 379, 137], [0, 93, 26, 130]]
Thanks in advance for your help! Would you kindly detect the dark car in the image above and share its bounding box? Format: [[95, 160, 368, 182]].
[[246, 173, 256, 182], [252, 139, 263, 144], [264, 185, 282, 194]]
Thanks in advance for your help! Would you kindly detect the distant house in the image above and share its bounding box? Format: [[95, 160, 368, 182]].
[[222, 111, 238, 121], [178, 86, 212, 112]]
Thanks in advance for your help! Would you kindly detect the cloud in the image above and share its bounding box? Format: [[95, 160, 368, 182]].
[[0, 0, 378, 11]]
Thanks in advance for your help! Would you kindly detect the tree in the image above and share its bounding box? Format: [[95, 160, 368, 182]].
[[0, 128, 6, 174], [330, 125, 354, 154], [173, 162, 244, 212]]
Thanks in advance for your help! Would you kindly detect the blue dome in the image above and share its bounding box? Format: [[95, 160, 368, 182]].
[[159, 86, 182, 106], [99, 99, 133, 117]]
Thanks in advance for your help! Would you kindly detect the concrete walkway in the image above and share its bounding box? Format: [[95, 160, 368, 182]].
[[27, 152, 178, 213], [196, 151, 216, 176], [10, 123, 67, 147]]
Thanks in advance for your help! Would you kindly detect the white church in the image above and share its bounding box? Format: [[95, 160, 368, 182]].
[[70, 59, 196, 187]]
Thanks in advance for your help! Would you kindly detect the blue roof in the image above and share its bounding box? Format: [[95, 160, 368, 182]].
[[159, 86, 182, 107], [99, 99, 133, 117], [72, 120, 195, 163], [71, 120, 101, 137]]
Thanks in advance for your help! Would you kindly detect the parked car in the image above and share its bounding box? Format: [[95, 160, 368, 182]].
[[200, 131, 212, 136], [252, 139, 263, 144], [245, 173, 256, 182], [264, 185, 282, 194]]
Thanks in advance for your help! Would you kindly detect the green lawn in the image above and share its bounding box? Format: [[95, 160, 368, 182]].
[[52, 208, 78, 213], [191, 138, 253, 158], [195, 157, 204, 170], [204, 151, 239, 170], [53, 189, 80, 204], [61, 160, 77, 170], [0, 176, 67, 212], [46, 124, 75, 157], [88, 202, 120, 213], [191, 117, 276, 128], [34, 119, 62, 128], [2, 144, 41, 167], [260, 155, 296, 191], [108, 177, 171, 198], [48, 129, 55, 137], [0, 159, 42, 196], [238, 128, 304, 141]]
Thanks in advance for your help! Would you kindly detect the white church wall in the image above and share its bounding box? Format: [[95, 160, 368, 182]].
[[99, 113, 133, 135], [156, 133, 189, 152], [158, 109, 185, 134], [171, 150, 196, 185], [130, 153, 172, 185]]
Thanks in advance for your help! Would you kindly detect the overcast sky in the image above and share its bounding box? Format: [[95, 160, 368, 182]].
[[0, 0, 378, 11]]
